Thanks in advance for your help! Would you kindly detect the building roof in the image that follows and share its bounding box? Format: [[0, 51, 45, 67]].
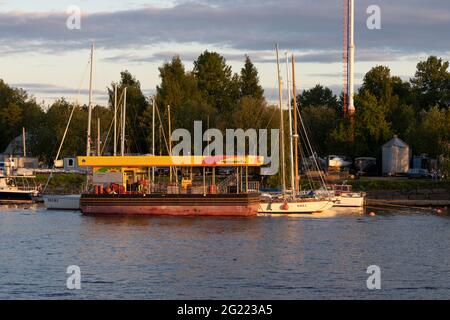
[[2, 134, 31, 156], [382, 135, 409, 149], [77, 155, 264, 168]]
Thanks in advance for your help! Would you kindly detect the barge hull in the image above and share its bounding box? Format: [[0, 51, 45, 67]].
[[80, 194, 260, 217]]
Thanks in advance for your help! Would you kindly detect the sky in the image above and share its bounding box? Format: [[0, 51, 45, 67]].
[[0, 0, 449, 106]]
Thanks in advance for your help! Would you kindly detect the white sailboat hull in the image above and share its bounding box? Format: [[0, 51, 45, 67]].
[[258, 200, 334, 214], [44, 194, 81, 210]]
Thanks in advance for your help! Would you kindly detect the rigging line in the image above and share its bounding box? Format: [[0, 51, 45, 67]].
[[155, 103, 171, 155], [296, 113, 319, 190], [42, 61, 90, 194], [296, 107, 328, 191], [264, 105, 279, 130], [298, 132, 314, 190], [100, 114, 115, 155], [248, 98, 267, 129], [114, 88, 125, 152]]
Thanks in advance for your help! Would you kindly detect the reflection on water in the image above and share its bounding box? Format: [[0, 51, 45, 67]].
[[0, 204, 449, 299]]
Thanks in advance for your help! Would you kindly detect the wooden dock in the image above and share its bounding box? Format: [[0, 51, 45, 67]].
[[367, 199, 450, 207]]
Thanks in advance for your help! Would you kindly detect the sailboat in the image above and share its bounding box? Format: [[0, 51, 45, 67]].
[[43, 43, 96, 210], [258, 45, 334, 214]]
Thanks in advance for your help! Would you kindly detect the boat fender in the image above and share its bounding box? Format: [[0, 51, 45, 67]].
[[281, 203, 289, 210]]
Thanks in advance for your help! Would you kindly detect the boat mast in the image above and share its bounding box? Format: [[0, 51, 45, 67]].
[[276, 44, 286, 196], [121, 87, 127, 156], [285, 52, 295, 195], [152, 97, 156, 182], [113, 84, 118, 156], [22, 127, 26, 157], [291, 54, 300, 195], [86, 42, 95, 156], [167, 104, 173, 183], [97, 117, 101, 156]]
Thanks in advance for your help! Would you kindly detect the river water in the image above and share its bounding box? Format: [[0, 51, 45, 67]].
[[0, 205, 449, 299]]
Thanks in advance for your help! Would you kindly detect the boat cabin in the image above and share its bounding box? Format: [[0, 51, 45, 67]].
[[77, 155, 263, 195]]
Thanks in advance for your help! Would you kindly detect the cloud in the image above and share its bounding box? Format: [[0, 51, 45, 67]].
[[0, 0, 449, 63], [12, 83, 105, 96], [102, 47, 445, 66], [11, 82, 157, 104]]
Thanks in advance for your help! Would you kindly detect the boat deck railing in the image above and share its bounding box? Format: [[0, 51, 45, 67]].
[[96, 180, 260, 196], [148, 181, 260, 195]]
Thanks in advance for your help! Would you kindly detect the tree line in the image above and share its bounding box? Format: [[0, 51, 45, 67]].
[[0, 53, 449, 170]]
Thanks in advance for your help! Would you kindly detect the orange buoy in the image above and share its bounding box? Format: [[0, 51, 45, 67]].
[[281, 203, 289, 210], [369, 212, 376, 217]]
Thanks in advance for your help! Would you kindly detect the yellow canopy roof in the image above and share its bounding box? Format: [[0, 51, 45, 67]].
[[77, 155, 264, 168]]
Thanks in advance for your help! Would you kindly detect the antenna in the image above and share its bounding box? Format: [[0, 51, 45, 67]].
[[348, 0, 355, 114], [343, 0, 355, 115]]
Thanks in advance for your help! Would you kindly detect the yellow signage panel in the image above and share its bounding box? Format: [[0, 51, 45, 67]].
[[77, 155, 264, 168]]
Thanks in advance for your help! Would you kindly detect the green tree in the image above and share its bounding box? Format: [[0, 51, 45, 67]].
[[330, 90, 392, 157], [30, 99, 83, 164], [151, 56, 215, 153], [414, 106, 450, 157], [389, 104, 416, 140], [297, 84, 339, 113], [391, 76, 413, 105], [232, 96, 273, 130], [354, 90, 392, 155], [239, 55, 264, 100], [359, 66, 393, 107], [300, 106, 338, 155], [0, 79, 44, 153], [193, 51, 240, 127], [411, 56, 450, 110]]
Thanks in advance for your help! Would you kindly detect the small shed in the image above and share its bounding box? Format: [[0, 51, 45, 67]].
[[382, 136, 411, 176], [63, 157, 86, 172]]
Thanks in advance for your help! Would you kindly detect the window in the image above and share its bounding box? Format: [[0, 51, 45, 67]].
[[68, 159, 74, 167]]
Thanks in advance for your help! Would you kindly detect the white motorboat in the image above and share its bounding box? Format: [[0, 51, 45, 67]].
[[0, 175, 39, 204], [328, 155, 352, 169], [327, 184, 366, 207], [43, 194, 81, 210], [334, 193, 365, 207]]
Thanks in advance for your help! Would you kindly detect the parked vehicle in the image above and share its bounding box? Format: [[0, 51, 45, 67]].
[[355, 157, 378, 176], [406, 168, 431, 179]]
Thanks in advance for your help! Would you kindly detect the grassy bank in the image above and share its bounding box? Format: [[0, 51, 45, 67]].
[[34, 172, 450, 194], [348, 177, 450, 191], [36, 173, 86, 194]]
